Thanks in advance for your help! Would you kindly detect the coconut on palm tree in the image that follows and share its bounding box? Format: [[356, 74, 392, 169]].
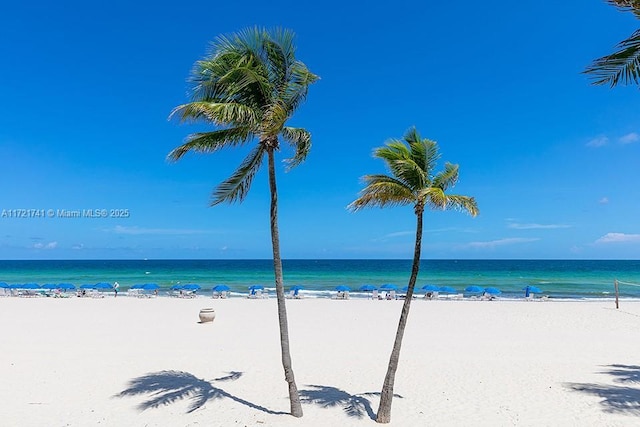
[[168, 27, 318, 418], [584, 0, 640, 87], [348, 127, 478, 424]]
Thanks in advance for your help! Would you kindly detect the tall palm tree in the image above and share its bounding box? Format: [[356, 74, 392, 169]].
[[167, 27, 318, 418], [348, 127, 478, 424], [584, 0, 640, 87]]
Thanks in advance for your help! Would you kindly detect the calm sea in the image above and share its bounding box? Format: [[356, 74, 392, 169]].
[[1, 259, 639, 300]]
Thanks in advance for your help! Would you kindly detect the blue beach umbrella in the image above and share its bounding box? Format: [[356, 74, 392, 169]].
[[523, 285, 542, 294], [80, 284, 95, 289], [401, 286, 409, 292], [131, 284, 145, 289], [438, 286, 457, 294], [335, 285, 351, 292], [380, 284, 398, 291], [0, 282, 9, 288], [183, 284, 201, 291], [22, 283, 40, 289], [42, 283, 58, 289], [58, 283, 76, 290], [484, 287, 502, 295], [142, 283, 159, 290], [291, 285, 305, 291], [94, 282, 113, 290], [170, 284, 183, 290], [422, 284, 440, 292], [465, 285, 484, 293], [359, 284, 377, 292], [212, 284, 230, 292], [248, 285, 264, 291]]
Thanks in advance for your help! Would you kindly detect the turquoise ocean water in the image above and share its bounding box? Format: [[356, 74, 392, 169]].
[[1, 259, 640, 300]]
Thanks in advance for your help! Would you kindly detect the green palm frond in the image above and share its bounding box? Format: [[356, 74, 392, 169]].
[[348, 175, 414, 211], [432, 162, 459, 191], [167, 127, 251, 162], [281, 127, 311, 169], [169, 102, 259, 126], [606, 0, 640, 18], [585, 29, 640, 86], [441, 195, 479, 217], [212, 144, 266, 205]]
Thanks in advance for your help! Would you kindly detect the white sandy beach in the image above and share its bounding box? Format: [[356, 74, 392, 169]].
[[1, 296, 639, 426]]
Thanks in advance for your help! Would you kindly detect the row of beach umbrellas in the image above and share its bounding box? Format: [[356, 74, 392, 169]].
[[1, 282, 543, 295], [340, 284, 543, 295]]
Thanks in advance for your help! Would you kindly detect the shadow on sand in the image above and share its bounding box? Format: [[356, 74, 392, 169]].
[[299, 384, 403, 420], [566, 364, 640, 415], [116, 370, 287, 415]]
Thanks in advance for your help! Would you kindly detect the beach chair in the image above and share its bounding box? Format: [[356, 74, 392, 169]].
[[371, 290, 379, 300]]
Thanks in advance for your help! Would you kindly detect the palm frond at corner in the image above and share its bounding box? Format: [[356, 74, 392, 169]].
[[585, 29, 640, 87]]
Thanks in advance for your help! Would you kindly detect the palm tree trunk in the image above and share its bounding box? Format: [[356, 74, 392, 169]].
[[266, 148, 303, 418], [376, 210, 423, 423]]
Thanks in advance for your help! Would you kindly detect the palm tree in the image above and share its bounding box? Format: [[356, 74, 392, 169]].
[[348, 127, 478, 424], [167, 27, 318, 418], [584, 0, 640, 87]]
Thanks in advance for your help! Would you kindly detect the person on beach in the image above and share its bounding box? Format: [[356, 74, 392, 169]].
[[113, 281, 119, 297]]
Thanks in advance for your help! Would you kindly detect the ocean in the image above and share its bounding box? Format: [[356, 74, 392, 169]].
[[1, 259, 640, 300]]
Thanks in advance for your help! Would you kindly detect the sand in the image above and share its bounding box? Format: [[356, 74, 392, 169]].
[[1, 296, 639, 426]]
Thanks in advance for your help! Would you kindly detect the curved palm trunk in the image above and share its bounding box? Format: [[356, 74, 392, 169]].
[[266, 148, 303, 418], [376, 209, 423, 423]]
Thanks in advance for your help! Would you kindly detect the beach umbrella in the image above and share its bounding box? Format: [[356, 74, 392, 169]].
[[380, 284, 398, 291], [80, 284, 95, 289], [21, 283, 40, 289], [58, 283, 76, 290], [212, 284, 230, 292], [465, 285, 484, 293], [335, 285, 351, 292], [130, 284, 145, 289], [42, 283, 58, 289], [0, 282, 9, 288], [422, 284, 440, 292], [523, 285, 542, 294], [401, 286, 409, 292], [183, 284, 201, 291], [142, 283, 159, 290], [291, 285, 305, 291], [248, 285, 264, 291], [484, 287, 502, 295], [94, 282, 112, 290], [438, 286, 457, 294], [359, 284, 377, 292], [170, 284, 183, 290]]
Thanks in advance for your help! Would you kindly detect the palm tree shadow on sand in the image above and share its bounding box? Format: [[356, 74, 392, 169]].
[[115, 370, 287, 415], [299, 384, 403, 420], [566, 364, 640, 415]]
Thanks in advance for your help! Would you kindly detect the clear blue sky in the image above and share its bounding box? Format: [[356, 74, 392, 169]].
[[1, 0, 638, 260]]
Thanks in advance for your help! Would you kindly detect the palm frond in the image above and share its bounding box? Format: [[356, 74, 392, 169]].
[[167, 127, 252, 162], [585, 29, 640, 87], [348, 175, 414, 212], [281, 127, 311, 169], [440, 195, 479, 217], [432, 163, 459, 191], [169, 102, 259, 127], [211, 144, 265, 205], [606, 0, 640, 18]]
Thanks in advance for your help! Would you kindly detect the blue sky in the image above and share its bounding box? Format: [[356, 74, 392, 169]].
[[1, 0, 639, 260]]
